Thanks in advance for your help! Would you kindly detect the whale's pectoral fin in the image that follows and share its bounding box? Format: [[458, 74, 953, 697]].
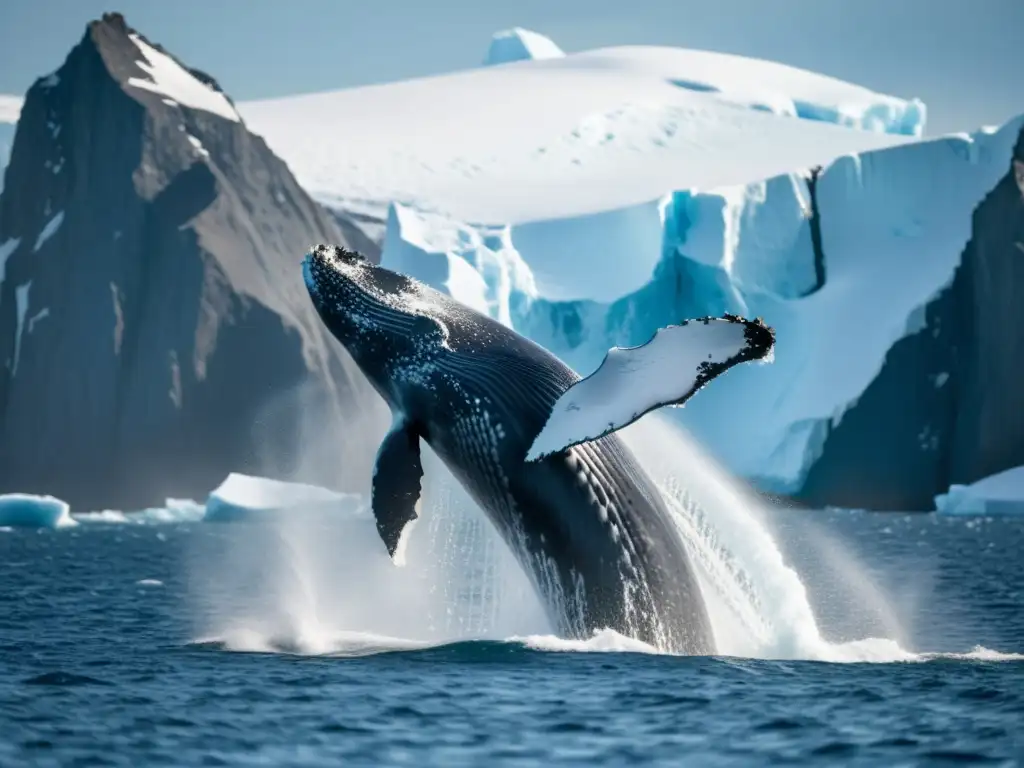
[[371, 418, 424, 566], [527, 315, 776, 461]]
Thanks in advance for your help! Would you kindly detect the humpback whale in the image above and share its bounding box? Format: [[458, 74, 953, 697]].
[[302, 244, 772, 655]]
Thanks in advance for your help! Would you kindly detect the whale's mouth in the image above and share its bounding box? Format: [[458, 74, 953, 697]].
[[303, 244, 375, 305], [301, 253, 321, 301]]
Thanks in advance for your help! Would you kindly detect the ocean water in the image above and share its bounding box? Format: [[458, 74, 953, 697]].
[[1, 420, 1022, 766]]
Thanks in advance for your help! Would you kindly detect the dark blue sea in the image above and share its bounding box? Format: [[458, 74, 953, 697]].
[[1, 506, 1022, 767]]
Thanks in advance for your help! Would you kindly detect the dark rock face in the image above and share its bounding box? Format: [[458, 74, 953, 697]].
[[799, 126, 1024, 511], [948, 132, 1024, 485], [0, 14, 385, 509]]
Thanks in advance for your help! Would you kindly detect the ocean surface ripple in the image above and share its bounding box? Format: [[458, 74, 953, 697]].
[[1, 508, 1022, 766]]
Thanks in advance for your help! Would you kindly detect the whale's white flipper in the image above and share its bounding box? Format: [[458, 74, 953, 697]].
[[371, 416, 424, 563], [526, 315, 775, 462]]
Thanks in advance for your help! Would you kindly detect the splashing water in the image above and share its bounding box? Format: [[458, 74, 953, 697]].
[[619, 415, 913, 662], [188, 444, 552, 656], [189, 392, 1016, 662]]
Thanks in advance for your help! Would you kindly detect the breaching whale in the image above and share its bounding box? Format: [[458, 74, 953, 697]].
[[302, 244, 773, 655]]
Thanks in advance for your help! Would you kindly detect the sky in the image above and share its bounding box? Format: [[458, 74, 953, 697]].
[[0, 0, 1021, 136]]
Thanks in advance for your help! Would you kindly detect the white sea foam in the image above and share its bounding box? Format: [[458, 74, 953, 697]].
[[181, 393, 1016, 664]]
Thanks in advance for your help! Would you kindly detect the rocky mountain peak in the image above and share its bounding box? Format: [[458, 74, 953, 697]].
[[0, 15, 384, 509]]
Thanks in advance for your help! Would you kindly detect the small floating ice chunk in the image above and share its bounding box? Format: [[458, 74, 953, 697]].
[[126, 34, 240, 122], [0, 494, 76, 529], [74, 510, 129, 524], [136, 579, 163, 587], [527, 315, 775, 461], [73, 499, 204, 525], [204, 473, 364, 522], [935, 465, 1024, 517]]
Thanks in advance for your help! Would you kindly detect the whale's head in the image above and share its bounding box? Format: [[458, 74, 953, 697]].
[[302, 244, 450, 404]]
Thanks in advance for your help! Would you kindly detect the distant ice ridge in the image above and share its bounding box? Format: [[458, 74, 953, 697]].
[[935, 466, 1024, 516], [378, 114, 1023, 495], [615, 45, 926, 137]]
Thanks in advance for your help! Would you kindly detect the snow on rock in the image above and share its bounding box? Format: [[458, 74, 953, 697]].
[[11, 281, 31, 376], [126, 34, 239, 122], [527, 316, 775, 461], [27, 307, 49, 334], [0, 493, 76, 528], [33, 211, 64, 252], [935, 466, 1024, 516], [483, 28, 565, 66], [239, 42, 914, 225], [0, 237, 21, 296], [204, 473, 364, 523], [380, 203, 535, 324], [185, 134, 209, 158]]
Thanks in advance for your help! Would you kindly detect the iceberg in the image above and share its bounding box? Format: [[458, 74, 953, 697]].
[[483, 28, 565, 66], [935, 466, 1024, 517], [239, 34, 917, 225], [0, 493, 76, 528], [204, 473, 364, 523]]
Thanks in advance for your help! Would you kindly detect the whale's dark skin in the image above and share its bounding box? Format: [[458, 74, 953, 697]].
[[303, 244, 715, 654]]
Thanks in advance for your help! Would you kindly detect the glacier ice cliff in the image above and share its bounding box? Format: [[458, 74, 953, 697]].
[[378, 117, 1024, 511], [0, 14, 386, 510]]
